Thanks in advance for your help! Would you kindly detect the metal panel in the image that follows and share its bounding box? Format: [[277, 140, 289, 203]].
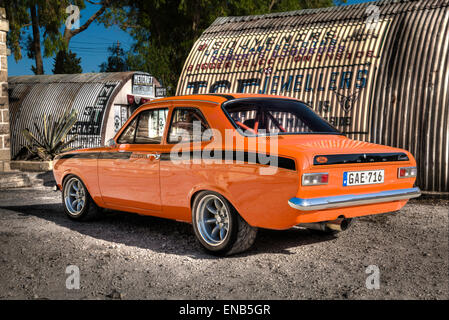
[[177, 0, 449, 193], [7, 72, 154, 158]]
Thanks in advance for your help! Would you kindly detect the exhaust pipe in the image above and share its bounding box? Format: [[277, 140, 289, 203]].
[[299, 217, 352, 232], [325, 218, 351, 232]]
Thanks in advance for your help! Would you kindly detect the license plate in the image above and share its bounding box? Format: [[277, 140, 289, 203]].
[[343, 170, 384, 186]]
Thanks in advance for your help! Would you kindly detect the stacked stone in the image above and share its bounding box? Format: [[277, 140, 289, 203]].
[[0, 7, 9, 172]]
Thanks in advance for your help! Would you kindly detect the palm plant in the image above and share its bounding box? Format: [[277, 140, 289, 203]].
[[22, 108, 78, 161]]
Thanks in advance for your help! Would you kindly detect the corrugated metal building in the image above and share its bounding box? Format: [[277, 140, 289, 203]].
[[9, 72, 165, 158], [177, 0, 449, 193]]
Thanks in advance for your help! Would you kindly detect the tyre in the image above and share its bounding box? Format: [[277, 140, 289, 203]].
[[62, 175, 102, 221], [192, 191, 258, 256]]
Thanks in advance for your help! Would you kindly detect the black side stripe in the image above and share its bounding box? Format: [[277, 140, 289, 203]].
[[59, 152, 132, 160], [59, 152, 100, 160], [99, 152, 132, 160], [313, 153, 409, 166], [160, 150, 296, 171], [60, 150, 296, 171]]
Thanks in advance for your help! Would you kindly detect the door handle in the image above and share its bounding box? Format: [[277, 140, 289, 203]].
[[148, 153, 160, 160]]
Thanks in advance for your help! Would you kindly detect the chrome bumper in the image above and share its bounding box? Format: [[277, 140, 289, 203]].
[[288, 187, 421, 211]]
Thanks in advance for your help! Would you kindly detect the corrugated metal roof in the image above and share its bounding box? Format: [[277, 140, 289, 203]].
[[8, 72, 137, 85], [8, 72, 146, 158], [177, 0, 449, 193], [205, 0, 449, 31]]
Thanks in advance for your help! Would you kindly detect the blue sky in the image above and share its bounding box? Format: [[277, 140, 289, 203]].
[[7, 0, 374, 76]]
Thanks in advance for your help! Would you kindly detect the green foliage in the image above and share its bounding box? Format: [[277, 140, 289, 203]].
[[2, 0, 87, 59], [99, 43, 129, 72], [3, 0, 29, 62], [21, 109, 79, 161], [1, 0, 94, 74], [52, 50, 83, 74], [2, 0, 343, 87], [107, 0, 337, 94]]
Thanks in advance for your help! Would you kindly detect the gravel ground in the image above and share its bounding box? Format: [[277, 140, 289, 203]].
[[0, 187, 447, 300]]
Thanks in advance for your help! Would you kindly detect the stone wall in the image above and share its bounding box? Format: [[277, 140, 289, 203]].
[[0, 7, 9, 172]]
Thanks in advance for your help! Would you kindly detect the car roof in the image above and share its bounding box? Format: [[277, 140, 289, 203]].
[[143, 93, 299, 106]]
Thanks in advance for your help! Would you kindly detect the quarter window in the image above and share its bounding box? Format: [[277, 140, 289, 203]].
[[168, 108, 211, 143]]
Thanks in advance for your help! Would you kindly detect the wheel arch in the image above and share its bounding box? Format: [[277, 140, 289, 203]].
[[61, 172, 104, 208], [189, 187, 251, 226]]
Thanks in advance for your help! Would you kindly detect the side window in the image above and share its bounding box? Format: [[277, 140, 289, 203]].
[[135, 108, 168, 144], [168, 108, 211, 143], [117, 116, 138, 144]]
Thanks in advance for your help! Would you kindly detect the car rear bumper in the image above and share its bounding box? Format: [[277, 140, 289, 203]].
[[288, 187, 421, 211]]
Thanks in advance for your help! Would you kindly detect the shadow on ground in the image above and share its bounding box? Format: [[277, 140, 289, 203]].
[[0, 202, 337, 259]]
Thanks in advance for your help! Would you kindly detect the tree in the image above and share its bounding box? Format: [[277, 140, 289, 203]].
[[99, 42, 129, 72], [62, 0, 111, 48], [52, 50, 82, 74], [3, 0, 46, 74], [105, 0, 338, 94], [2, 0, 110, 74]]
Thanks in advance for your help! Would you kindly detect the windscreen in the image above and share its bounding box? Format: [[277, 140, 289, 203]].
[[223, 98, 341, 136]]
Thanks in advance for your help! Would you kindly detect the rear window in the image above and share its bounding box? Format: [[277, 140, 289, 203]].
[[222, 98, 341, 136]]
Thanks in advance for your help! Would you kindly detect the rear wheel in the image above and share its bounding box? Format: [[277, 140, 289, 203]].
[[62, 175, 102, 221], [192, 191, 257, 256]]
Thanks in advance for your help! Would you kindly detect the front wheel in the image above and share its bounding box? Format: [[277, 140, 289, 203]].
[[62, 175, 102, 221], [192, 191, 257, 256]]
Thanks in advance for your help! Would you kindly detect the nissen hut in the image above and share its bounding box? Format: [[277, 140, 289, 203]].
[[9, 72, 165, 159], [177, 0, 449, 194]]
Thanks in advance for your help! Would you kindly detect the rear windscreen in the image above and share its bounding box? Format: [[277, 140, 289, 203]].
[[223, 98, 341, 136]]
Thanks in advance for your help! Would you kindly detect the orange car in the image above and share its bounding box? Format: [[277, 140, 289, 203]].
[[53, 94, 421, 255]]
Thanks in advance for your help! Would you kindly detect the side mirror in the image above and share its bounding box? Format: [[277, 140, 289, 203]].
[[106, 139, 116, 148]]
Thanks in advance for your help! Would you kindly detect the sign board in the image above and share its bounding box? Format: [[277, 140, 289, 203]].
[[155, 87, 167, 97], [69, 82, 118, 147], [133, 73, 154, 96], [178, 19, 392, 134]]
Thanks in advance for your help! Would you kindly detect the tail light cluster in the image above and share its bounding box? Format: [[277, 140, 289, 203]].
[[302, 167, 416, 186], [302, 173, 329, 186], [398, 167, 417, 178]]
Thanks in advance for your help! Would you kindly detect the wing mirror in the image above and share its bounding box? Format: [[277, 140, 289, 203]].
[[106, 138, 117, 148]]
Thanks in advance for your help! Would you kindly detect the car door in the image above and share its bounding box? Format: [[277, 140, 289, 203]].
[[159, 106, 213, 221], [98, 107, 169, 212]]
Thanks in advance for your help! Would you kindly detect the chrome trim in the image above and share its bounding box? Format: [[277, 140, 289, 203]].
[[288, 187, 421, 211]]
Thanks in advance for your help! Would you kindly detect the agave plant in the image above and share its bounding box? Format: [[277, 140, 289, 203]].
[[22, 108, 78, 161]]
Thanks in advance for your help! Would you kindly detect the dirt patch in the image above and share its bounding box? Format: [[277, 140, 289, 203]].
[[0, 189, 447, 299]]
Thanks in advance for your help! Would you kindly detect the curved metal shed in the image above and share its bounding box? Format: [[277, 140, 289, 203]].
[[9, 72, 162, 159], [177, 0, 449, 193]]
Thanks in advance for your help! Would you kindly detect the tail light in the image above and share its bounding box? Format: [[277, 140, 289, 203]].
[[302, 173, 329, 186], [398, 167, 417, 178]]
